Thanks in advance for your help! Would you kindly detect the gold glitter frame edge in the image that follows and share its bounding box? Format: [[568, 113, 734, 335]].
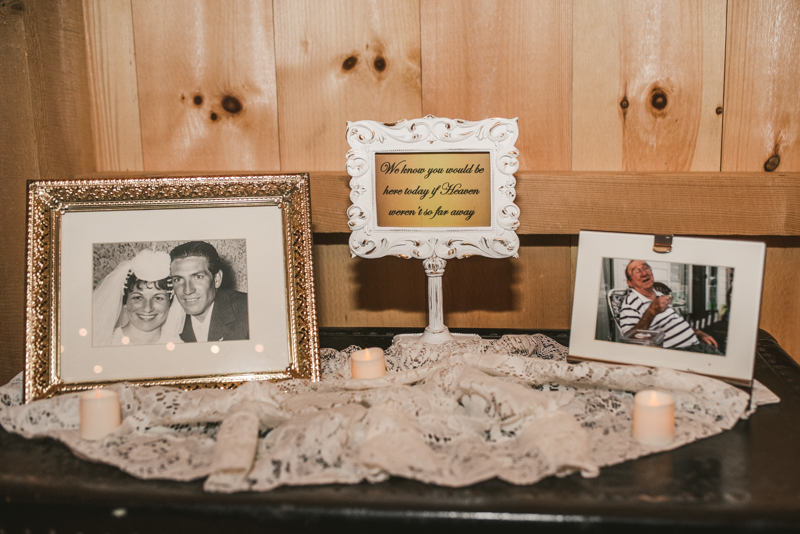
[[24, 174, 320, 403]]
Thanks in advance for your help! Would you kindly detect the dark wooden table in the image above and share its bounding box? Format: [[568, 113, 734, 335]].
[[1, 329, 799, 533]]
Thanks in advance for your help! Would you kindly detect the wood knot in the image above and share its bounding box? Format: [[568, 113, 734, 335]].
[[650, 91, 667, 110], [5, 1, 24, 11], [221, 95, 242, 114], [374, 56, 386, 72], [342, 55, 358, 71], [210, 112, 218, 121], [620, 98, 629, 109], [716, 107, 723, 115], [193, 95, 203, 106], [764, 155, 780, 172]]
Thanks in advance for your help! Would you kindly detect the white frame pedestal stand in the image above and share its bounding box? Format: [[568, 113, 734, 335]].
[[392, 256, 481, 345], [345, 116, 521, 347]]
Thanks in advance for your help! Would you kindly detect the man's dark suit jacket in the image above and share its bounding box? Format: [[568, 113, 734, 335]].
[[179, 288, 249, 343]]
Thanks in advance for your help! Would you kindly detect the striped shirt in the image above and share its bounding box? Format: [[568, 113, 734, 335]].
[[619, 289, 699, 349]]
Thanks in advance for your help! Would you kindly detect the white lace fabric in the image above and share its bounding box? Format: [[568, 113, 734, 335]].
[[0, 335, 779, 493]]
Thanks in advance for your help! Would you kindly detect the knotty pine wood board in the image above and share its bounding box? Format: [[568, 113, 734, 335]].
[[572, 0, 619, 171], [69, 171, 800, 236], [309, 172, 351, 233], [0, 2, 39, 384], [569, 235, 579, 322], [22, 0, 96, 180], [308, 172, 800, 235], [722, 0, 800, 172], [517, 172, 800, 235], [420, 0, 571, 171], [82, 0, 143, 172], [315, 234, 800, 365], [760, 239, 800, 364], [131, 0, 280, 171], [313, 236, 572, 330], [273, 0, 422, 171], [1, 0, 96, 383], [18, 173, 800, 366], [572, 0, 726, 172]]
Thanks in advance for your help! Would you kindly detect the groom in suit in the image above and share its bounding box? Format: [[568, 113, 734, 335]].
[[169, 241, 249, 343]]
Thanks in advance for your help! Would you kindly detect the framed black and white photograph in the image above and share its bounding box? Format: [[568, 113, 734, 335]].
[[92, 238, 251, 348], [25, 175, 320, 402], [569, 231, 766, 386]]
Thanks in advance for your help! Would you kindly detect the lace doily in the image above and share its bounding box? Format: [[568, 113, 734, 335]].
[[0, 335, 779, 493]]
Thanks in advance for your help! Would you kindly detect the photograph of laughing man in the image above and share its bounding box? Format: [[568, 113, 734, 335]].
[[169, 241, 250, 343], [619, 260, 723, 355]]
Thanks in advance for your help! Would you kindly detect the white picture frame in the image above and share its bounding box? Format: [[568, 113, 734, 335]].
[[345, 116, 520, 260], [569, 230, 766, 386]]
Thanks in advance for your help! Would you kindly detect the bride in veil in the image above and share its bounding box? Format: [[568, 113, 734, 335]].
[[92, 249, 185, 347]]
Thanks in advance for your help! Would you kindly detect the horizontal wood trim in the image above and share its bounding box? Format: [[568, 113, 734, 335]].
[[72, 171, 800, 236], [308, 171, 800, 236]]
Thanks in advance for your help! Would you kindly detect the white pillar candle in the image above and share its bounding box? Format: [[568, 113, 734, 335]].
[[632, 390, 675, 447], [80, 388, 121, 440], [350, 347, 387, 379]]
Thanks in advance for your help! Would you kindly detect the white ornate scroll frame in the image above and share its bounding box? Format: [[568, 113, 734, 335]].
[[346, 116, 520, 344]]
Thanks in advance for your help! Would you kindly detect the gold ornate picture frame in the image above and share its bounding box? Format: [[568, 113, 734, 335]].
[[25, 174, 320, 403]]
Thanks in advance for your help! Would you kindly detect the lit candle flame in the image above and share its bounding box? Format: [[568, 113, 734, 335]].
[[364, 348, 373, 361], [94, 388, 102, 399], [647, 391, 660, 406]]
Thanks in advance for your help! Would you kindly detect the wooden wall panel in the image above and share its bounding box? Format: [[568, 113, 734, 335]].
[[314, 238, 426, 328], [22, 0, 96, 180], [309, 172, 351, 233], [722, 0, 800, 172], [420, 0, 572, 172], [83, 0, 143, 171], [417, 0, 573, 334], [569, 235, 579, 321], [572, 0, 621, 170], [760, 239, 800, 362], [132, 0, 281, 171], [0, 0, 95, 382], [0, 1, 39, 384], [572, 0, 726, 171], [314, 236, 572, 330], [571, 0, 727, 356], [445, 236, 572, 330], [692, 1, 727, 172], [274, 0, 422, 171], [6, 1, 800, 380], [274, 0, 423, 332], [309, 171, 800, 235]]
